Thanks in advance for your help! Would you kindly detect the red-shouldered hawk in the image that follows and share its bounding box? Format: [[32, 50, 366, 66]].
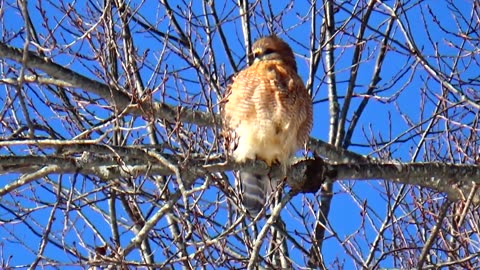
[[222, 35, 313, 216]]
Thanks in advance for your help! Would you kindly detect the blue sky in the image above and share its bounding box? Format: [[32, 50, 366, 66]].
[[0, 0, 478, 268]]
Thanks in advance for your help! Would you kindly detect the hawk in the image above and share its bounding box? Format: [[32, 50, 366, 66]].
[[222, 35, 313, 216]]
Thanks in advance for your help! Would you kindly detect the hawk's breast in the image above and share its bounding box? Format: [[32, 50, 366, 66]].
[[223, 60, 311, 166]]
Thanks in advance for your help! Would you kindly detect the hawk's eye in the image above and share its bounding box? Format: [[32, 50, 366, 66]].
[[252, 48, 275, 61], [263, 48, 274, 55]]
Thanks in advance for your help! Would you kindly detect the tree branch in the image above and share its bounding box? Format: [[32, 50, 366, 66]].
[[0, 42, 216, 127], [1, 142, 479, 203]]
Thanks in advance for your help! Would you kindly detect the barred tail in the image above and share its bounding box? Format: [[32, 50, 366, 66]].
[[239, 171, 269, 216]]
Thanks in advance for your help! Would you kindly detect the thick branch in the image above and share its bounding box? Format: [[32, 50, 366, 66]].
[[333, 162, 480, 202], [1, 146, 479, 203], [0, 42, 216, 126]]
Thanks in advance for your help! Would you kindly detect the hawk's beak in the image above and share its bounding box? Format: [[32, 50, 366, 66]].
[[252, 48, 262, 63]]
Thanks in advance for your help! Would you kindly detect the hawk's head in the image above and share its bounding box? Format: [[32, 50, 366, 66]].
[[251, 35, 297, 72]]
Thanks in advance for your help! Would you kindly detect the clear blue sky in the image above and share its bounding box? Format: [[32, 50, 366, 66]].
[[0, 0, 476, 268]]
